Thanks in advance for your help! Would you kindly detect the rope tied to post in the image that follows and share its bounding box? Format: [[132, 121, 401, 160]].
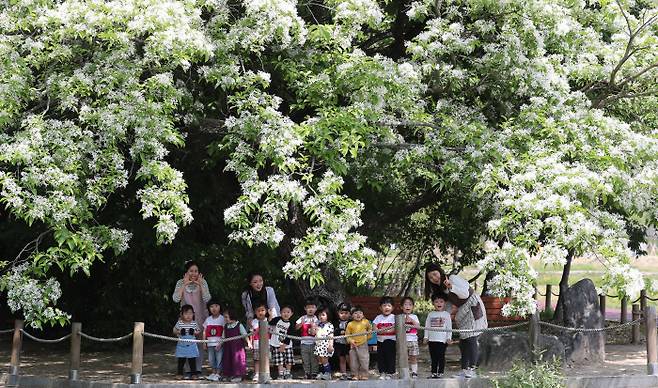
[[539, 318, 643, 333], [20, 329, 71, 343], [80, 332, 133, 342], [270, 326, 394, 341], [142, 330, 254, 344], [0, 328, 15, 334], [404, 321, 530, 334]]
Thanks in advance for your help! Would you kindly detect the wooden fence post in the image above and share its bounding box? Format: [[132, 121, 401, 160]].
[[645, 306, 657, 375], [130, 322, 144, 384], [621, 297, 628, 324], [632, 304, 641, 345], [529, 313, 540, 362], [8, 319, 23, 386], [395, 314, 409, 379], [545, 285, 552, 312], [258, 319, 270, 383], [641, 290, 647, 313], [69, 322, 81, 380], [600, 294, 606, 320]]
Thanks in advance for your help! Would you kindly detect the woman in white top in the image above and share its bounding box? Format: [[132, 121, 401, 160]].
[[240, 272, 280, 321], [424, 263, 487, 378]]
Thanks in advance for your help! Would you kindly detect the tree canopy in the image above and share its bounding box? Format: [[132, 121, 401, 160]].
[[1, 0, 657, 327]]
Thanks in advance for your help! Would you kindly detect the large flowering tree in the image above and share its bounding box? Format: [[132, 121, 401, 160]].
[[1, 0, 657, 326]]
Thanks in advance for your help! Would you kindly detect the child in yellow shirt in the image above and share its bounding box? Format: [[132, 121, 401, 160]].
[[345, 305, 372, 380]]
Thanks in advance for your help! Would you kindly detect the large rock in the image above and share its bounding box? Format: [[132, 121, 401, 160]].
[[478, 331, 565, 368], [556, 278, 606, 364]]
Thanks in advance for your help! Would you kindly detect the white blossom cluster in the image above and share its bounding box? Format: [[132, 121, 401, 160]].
[[228, 0, 307, 52], [300, 0, 384, 48], [332, 52, 426, 119], [221, 66, 382, 284], [399, 0, 658, 316], [283, 171, 378, 286], [478, 243, 539, 316], [0, 0, 204, 326], [473, 97, 656, 315], [331, 0, 383, 26], [224, 174, 308, 246], [2, 0, 658, 326], [221, 70, 309, 247], [137, 161, 194, 244], [0, 38, 31, 127], [3, 264, 70, 329]]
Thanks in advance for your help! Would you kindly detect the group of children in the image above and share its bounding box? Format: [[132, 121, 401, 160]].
[[371, 295, 453, 380], [172, 293, 454, 381]]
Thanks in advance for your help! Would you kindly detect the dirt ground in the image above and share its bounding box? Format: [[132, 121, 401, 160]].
[[0, 335, 651, 384]]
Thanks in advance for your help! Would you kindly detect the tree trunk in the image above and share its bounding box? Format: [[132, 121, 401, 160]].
[[398, 253, 422, 297], [481, 271, 497, 296], [294, 268, 349, 308], [278, 202, 348, 309], [553, 250, 574, 322]]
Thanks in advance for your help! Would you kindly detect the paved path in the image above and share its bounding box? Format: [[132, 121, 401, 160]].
[[0, 338, 650, 384]]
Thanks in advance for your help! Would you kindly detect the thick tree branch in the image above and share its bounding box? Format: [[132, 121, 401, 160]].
[[361, 189, 442, 234], [589, 2, 658, 107], [617, 61, 658, 89], [595, 88, 658, 108], [195, 118, 228, 134]]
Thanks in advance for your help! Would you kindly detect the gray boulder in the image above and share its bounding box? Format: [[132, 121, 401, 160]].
[[555, 278, 606, 363], [478, 331, 565, 368]]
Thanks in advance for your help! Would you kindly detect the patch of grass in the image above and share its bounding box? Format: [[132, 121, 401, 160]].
[[540, 305, 554, 321], [493, 357, 565, 388]]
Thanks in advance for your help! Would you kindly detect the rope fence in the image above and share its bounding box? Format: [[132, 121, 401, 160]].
[[143, 330, 253, 344], [539, 318, 642, 333], [5, 305, 658, 384], [402, 321, 530, 334], [272, 326, 398, 341], [80, 332, 132, 343], [20, 330, 71, 344]]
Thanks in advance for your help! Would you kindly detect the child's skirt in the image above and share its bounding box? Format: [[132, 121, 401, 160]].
[[222, 324, 246, 377], [175, 334, 199, 358]]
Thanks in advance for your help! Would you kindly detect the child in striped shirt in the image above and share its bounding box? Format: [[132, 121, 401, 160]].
[[401, 297, 420, 378], [174, 304, 201, 380]]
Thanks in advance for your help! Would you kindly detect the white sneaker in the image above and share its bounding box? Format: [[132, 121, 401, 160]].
[[252, 373, 260, 381], [379, 375, 387, 380], [466, 368, 477, 378], [456, 369, 469, 378], [210, 373, 220, 382], [230, 376, 242, 383]]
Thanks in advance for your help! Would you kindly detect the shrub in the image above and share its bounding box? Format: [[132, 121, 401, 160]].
[[494, 357, 564, 388], [540, 305, 555, 321]]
